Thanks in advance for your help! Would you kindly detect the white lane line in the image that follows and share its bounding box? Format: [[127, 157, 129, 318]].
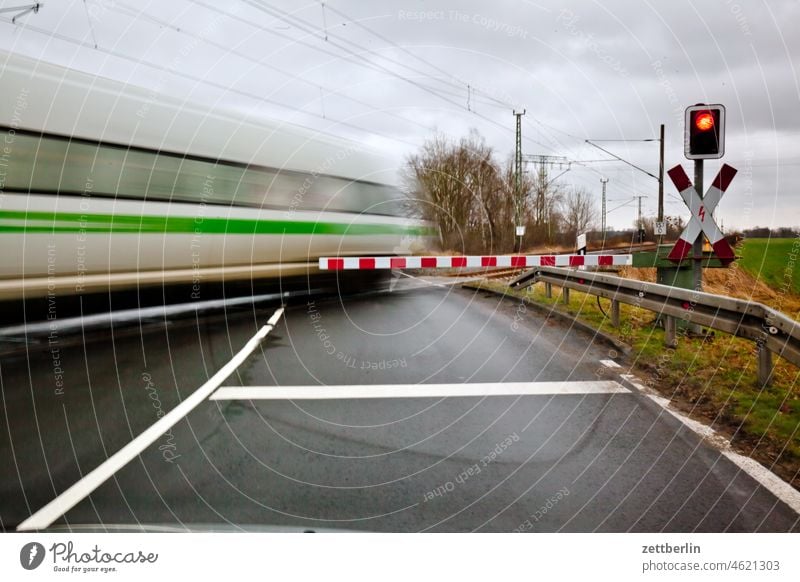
[[620, 370, 800, 517], [209, 380, 630, 401], [720, 450, 800, 515], [0, 291, 303, 338], [661, 406, 800, 515], [16, 307, 285, 532], [600, 359, 621, 368]]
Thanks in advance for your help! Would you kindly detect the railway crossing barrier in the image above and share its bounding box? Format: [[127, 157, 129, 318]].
[[319, 254, 632, 270]]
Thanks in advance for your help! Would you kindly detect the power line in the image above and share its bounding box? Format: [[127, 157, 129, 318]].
[[185, 0, 548, 155], [0, 16, 420, 148], [321, 2, 516, 110], [242, 1, 559, 151], [585, 139, 659, 180], [527, 116, 586, 143], [515, 116, 657, 211], [185, 0, 501, 111], [243, 0, 495, 108], [110, 1, 435, 134], [607, 200, 635, 213], [587, 138, 660, 142]]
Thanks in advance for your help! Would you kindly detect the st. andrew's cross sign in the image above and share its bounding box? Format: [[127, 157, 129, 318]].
[[667, 163, 737, 265]]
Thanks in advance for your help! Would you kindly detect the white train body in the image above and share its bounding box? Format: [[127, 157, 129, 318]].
[[0, 51, 431, 300]]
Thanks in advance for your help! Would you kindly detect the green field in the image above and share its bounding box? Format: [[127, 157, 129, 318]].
[[738, 237, 800, 295]]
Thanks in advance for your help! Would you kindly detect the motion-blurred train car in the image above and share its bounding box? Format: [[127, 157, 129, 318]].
[[0, 50, 433, 306]]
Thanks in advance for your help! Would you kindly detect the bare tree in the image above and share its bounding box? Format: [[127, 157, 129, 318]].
[[527, 167, 564, 245], [461, 130, 504, 250], [404, 129, 604, 253], [404, 130, 516, 253], [500, 155, 536, 250], [404, 133, 470, 249], [561, 186, 597, 242]]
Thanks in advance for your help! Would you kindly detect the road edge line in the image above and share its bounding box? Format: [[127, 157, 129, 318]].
[[16, 307, 285, 532], [615, 372, 800, 516]]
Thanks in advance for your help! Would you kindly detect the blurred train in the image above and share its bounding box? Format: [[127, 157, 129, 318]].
[[0, 51, 433, 302]]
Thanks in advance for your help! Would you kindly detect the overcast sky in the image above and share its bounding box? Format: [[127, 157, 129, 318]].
[[1, 0, 798, 230]]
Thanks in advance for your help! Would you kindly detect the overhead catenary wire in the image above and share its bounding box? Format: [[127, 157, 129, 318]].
[[0, 16, 420, 148], [7, 0, 672, 192], [183, 0, 507, 115], [109, 1, 436, 134], [330, 5, 655, 217], [585, 139, 659, 180], [188, 0, 593, 156], [321, 1, 517, 110], [521, 116, 670, 228], [183, 0, 544, 156], [238, 0, 513, 111], [242, 0, 557, 151], [515, 116, 659, 220]]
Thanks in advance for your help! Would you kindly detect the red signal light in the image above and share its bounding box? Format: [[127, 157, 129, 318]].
[[685, 104, 725, 159], [694, 112, 714, 131]]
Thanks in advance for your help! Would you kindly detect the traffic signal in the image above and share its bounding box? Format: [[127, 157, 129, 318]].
[[685, 104, 725, 159]]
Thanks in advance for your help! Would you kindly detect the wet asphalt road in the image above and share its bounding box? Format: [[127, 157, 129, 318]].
[[1, 278, 798, 532]]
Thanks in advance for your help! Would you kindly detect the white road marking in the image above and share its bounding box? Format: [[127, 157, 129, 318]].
[[600, 359, 621, 368], [646, 393, 672, 408], [16, 307, 285, 532], [209, 380, 630, 401], [720, 450, 800, 515], [621, 376, 672, 407], [664, 408, 728, 447], [0, 290, 312, 339], [620, 371, 800, 516]]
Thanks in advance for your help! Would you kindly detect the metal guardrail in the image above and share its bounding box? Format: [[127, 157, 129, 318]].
[[510, 267, 800, 386]]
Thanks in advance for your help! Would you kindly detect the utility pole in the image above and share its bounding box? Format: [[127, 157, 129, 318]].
[[633, 195, 647, 243], [658, 124, 665, 224], [692, 160, 704, 293], [513, 110, 525, 253], [585, 130, 664, 237], [600, 177, 608, 245], [523, 154, 570, 243], [638, 196, 643, 228]]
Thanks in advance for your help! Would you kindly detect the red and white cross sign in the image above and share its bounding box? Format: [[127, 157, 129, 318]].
[[667, 163, 737, 264]]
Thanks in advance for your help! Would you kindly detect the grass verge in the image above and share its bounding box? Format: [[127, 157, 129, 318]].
[[738, 238, 800, 295]]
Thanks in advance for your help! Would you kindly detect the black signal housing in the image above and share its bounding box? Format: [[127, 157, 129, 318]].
[[685, 104, 725, 159]]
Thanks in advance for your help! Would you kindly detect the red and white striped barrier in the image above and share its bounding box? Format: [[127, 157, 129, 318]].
[[319, 254, 632, 270]]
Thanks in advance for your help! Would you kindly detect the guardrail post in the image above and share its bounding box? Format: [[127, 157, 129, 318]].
[[757, 343, 773, 387], [545, 282, 552, 298], [664, 316, 677, 348], [562, 287, 570, 304], [611, 300, 620, 328]]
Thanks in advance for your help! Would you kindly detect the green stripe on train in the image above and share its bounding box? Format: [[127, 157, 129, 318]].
[[0, 210, 436, 236]]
